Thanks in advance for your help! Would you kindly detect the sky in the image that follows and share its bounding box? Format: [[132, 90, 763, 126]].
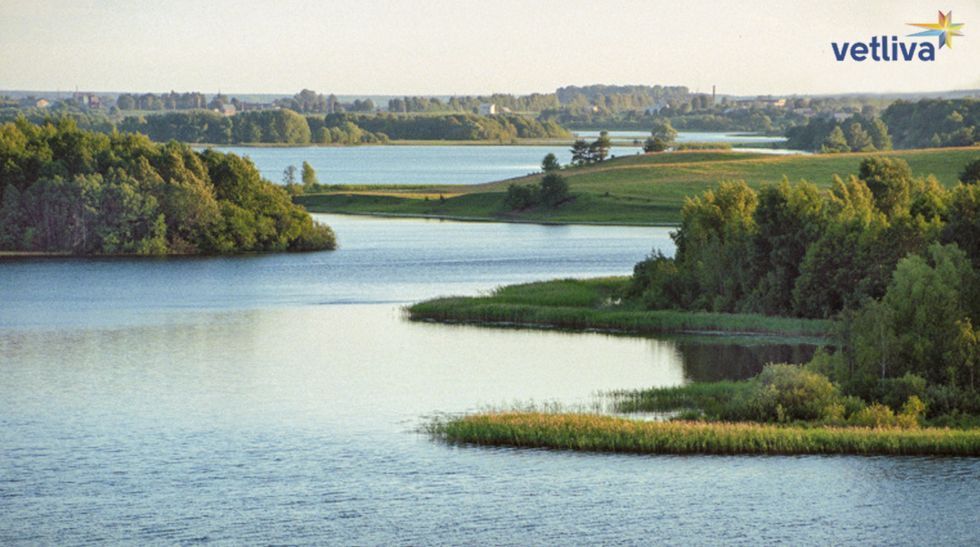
[[2, 0, 979, 96]]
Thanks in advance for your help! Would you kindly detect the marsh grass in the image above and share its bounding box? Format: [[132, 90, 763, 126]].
[[608, 382, 754, 415], [407, 278, 832, 337], [430, 412, 980, 456]]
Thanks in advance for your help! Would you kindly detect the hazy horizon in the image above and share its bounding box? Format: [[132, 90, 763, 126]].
[[2, 0, 979, 96]]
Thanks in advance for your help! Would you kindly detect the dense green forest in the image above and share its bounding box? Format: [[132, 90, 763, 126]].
[[786, 99, 978, 151], [627, 156, 979, 414], [0, 118, 335, 254], [114, 110, 568, 144]]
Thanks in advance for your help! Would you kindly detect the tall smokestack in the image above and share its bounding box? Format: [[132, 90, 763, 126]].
[[712, 85, 716, 105]]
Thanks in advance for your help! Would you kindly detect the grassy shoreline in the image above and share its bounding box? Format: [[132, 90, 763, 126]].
[[407, 278, 832, 337], [430, 412, 980, 456]]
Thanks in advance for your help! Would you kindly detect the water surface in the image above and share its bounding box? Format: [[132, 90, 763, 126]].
[[1, 214, 976, 545]]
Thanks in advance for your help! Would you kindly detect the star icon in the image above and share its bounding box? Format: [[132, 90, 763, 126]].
[[908, 10, 965, 48]]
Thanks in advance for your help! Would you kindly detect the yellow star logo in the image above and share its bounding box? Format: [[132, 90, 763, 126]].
[[908, 10, 965, 48]]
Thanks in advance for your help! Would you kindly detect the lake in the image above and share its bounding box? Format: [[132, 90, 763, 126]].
[[2, 214, 978, 545], [206, 131, 795, 185]]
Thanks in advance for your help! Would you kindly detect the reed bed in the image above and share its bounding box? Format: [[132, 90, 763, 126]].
[[430, 412, 980, 456]]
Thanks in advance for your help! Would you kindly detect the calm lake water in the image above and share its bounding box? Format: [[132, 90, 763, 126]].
[[207, 131, 793, 185], [2, 214, 978, 545]]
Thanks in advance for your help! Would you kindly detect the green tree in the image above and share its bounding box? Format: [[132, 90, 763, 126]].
[[541, 153, 560, 172], [649, 119, 677, 144], [539, 173, 570, 207], [643, 136, 668, 153], [593, 131, 612, 161], [283, 165, 297, 185], [505, 184, 538, 210], [302, 161, 318, 189], [858, 157, 912, 216], [867, 118, 893, 150], [820, 126, 849, 153], [846, 122, 876, 152]]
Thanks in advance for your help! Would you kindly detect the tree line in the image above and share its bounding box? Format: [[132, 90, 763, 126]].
[[109, 110, 568, 144], [0, 118, 335, 254], [786, 98, 978, 151]]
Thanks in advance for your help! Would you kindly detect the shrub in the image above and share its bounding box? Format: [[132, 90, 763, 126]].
[[540, 173, 570, 207], [745, 364, 840, 422], [850, 402, 897, 428], [504, 184, 538, 210]]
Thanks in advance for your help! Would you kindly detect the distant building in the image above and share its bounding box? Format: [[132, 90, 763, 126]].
[[832, 112, 850, 122], [478, 103, 497, 115], [35, 99, 50, 108], [220, 104, 237, 116]]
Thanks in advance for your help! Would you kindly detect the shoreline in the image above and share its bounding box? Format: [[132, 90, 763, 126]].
[[406, 279, 833, 338]]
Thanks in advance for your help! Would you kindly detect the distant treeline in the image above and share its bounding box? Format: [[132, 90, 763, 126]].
[[387, 93, 560, 114], [0, 119, 335, 255], [786, 99, 979, 151], [116, 110, 569, 144], [334, 113, 569, 141]]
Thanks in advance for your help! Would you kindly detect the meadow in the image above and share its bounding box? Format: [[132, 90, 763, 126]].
[[297, 147, 980, 225]]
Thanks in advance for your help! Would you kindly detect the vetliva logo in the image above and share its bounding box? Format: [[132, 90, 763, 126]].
[[832, 10, 964, 62]]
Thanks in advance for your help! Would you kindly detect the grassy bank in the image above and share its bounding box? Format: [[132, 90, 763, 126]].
[[407, 278, 832, 337], [296, 147, 979, 225], [430, 412, 980, 456]]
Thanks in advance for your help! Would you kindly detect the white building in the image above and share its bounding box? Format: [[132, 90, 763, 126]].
[[478, 103, 497, 115]]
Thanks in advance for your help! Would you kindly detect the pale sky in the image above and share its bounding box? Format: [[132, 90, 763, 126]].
[[2, 0, 979, 96]]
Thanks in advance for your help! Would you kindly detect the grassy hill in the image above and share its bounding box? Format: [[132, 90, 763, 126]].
[[295, 147, 980, 225]]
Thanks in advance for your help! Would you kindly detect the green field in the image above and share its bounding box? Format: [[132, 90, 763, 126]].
[[407, 278, 832, 337], [429, 412, 980, 456], [296, 147, 980, 225]]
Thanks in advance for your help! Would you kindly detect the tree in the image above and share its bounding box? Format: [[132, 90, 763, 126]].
[[541, 153, 560, 172], [850, 243, 978, 387], [820, 126, 849, 153], [858, 157, 912, 216], [846, 122, 875, 152], [539, 173, 570, 207], [643, 137, 668, 153], [867, 118, 893, 150], [570, 140, 591, 165], [649, 119, 677, 144], [505, 184, 537, 210], [282, 165, 297, 185], [593, 131, 612, 161], [301, 161, 318, 189], [959, 158, 980, 184]]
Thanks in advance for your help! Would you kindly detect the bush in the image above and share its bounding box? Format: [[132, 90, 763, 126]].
[[960, 158, 980, 184], [504, 184, 538, 210], [745, 364, 840, 422], [539, 173, 570, 206], [850, 403, 897, 428]]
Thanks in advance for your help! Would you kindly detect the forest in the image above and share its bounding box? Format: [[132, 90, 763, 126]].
[[0, 118, 335, 255], [628, 156, 980, 415]]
